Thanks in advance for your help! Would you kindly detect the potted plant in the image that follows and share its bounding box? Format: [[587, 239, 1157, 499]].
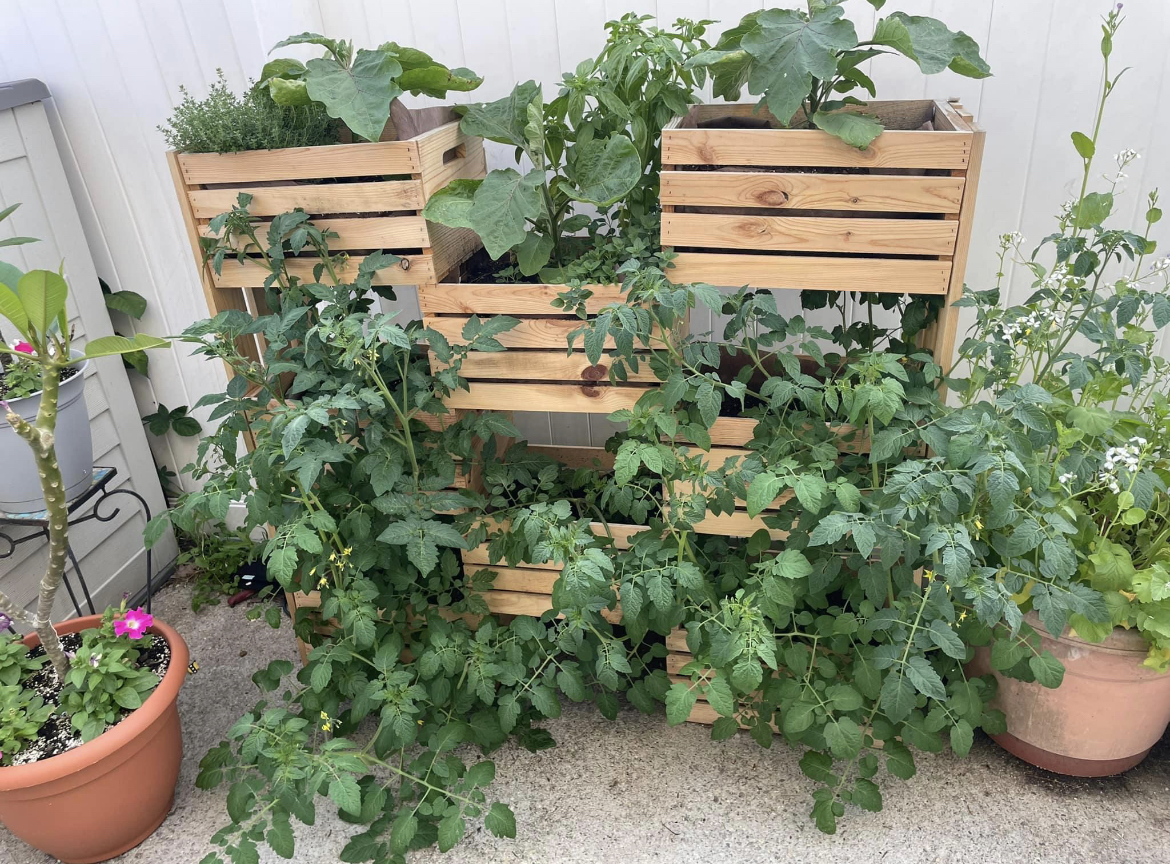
[[665, 2, 991, 369], [420, 14, 711, 414], [165, 35, 489, 380], [0, 269, 178, 864], [957, 6, 1170, 776]]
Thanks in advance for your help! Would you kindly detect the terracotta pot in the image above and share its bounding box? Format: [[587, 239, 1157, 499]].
[[0, 615, 189, 863], [969, 611, 1170, 776]]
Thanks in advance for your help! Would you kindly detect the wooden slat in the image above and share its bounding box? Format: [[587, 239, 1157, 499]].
[[202, 216, 430, 251], [428, 222, 486, 283], [425, 316, 612, 349], [707, 417, 758, 447], [479, 590, 621, 624], [417, 125, 479, 195], [666, 628, 689, 653], [692, 510, 787, 540], [478, 567, 559, 594], [446, 350, 658, 383], [663, 213, 958, 256], [675, 100, 939, 130], [420, 282, 625, 315], [444, 382, 649, 413], [177, 138, 422, 184], [187, 180, 424, 218], [212, 253, 434, 288], [661, 128, 972, 170], [667, 253, 951, 294], [661, 171, 964, 213]]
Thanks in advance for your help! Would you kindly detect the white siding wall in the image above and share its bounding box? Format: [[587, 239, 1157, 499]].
[[1, 0, 1167, 457]]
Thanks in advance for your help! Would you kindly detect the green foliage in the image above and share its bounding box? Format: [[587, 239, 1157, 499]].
[[260, 36, 482, 142], [951, 6, 1170, 671], [58, 607, 161, 742], [159, 71, 339, 153], [0, 682, 55, 765], [0, 351, 42, 400], [174, 519, 263, 613], [686, 4, 990, 148], [172, 201, 664, 860], [0, 634, 46, 687], [424, 16, 710, 279], [142, 403, 203, 438]]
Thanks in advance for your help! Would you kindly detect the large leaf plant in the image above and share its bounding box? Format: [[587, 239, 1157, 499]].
[[686, 0, 990, 148], [258, 33, 483, 143]]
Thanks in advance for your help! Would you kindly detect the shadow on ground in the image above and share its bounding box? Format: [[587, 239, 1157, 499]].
[[3, 577, 1169, 864]]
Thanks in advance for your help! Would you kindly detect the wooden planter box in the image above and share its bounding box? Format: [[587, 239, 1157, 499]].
[[168, 107, 486, 370], [418, 282, 669, 415], [665, 627, 776, 729], [660, 100, 984, 369]]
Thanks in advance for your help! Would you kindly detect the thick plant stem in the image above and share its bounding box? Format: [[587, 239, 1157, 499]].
[[5, 362, 71, 680]]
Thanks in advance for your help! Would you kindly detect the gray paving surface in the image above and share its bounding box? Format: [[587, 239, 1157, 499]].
[[4, 576, 1169, 864]]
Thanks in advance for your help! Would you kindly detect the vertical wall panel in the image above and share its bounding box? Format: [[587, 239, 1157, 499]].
[[0, 0, 1165, 457]]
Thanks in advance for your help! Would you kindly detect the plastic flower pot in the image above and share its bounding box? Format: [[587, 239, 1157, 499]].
[[0, 615, 189, 863], [0, 352, 92, 514], [968, 611, 1170, 777]]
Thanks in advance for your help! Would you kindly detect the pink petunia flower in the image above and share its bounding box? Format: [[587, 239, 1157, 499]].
[[114, 607, 153, 639], [12, 341, 33, 355]]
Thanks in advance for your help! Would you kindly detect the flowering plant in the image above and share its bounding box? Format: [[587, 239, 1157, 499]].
[[950, 6, 1170, 670], [0, 341, 41, 401], [59, 602, 160, 742], [0, 204, 168, 766]]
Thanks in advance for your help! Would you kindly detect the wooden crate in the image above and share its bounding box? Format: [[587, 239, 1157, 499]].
[[418, 282, 668, 414], [168, 106, 486, 371], [660, 99, 984, 370]]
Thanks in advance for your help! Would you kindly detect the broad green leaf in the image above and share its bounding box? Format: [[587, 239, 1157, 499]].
[[949, 719, 974, 757], [905, 655, 947, 700], [103, 289, 147, 319], [852, 778, 883, 812], [811, 110, 884, 149], [0, 282, 28, 339], [305, 49, 403, 143], [705, 676, 736, 718], [328, 776, 362, 816], [665, 681, 698, 725], [742, 6, 858, 125], [18, 270, 67, 337], [1075, 191, 1113, 228], [746, 472, 782, 518], [928, 619, 967, 660], [271, 32, 347, 63], [771, 548, 813, 580], [469, 168, 545, 259], [880, 672, 915, 723], [824, 716, 863, 759], [516, 232, 554, 277], [1029, 651, 1065, 688], [485, 803, 516, 839], [421, 178, 481, 229], [1071, 131, 1095, 159], [82, 333, 169, 359], [565, 135, 641, 207], [884, 739, 916, 779], [437, 815, 466, 852], [399, 63, 482, 98], [871, 13, 991, 78], [269, 78, 311, 106], [1067, 405, 1111, 436], [457, 81, 541, 149]]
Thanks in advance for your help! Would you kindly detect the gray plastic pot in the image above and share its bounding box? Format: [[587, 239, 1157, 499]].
[[0, 352, 92, 514]]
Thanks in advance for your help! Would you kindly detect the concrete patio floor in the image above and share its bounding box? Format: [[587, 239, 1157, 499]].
[[4, 576, 1170, 864]]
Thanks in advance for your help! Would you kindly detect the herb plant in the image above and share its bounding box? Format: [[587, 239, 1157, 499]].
[[260, 34, 482, 143], [159, 71, 339, 153], [0, 685, 54, 763], [687, 1, 990, 148]]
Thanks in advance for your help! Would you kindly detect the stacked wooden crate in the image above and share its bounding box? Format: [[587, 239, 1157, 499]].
[[660, 99, 984, 372], [168, 106, 486, 376]]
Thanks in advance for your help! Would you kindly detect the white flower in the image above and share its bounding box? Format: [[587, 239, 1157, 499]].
[[1058, 472, 1076, 485], [1001, 231, 1025, 247], [1115, 148, 1140, 166], [1150, 257, 1170, 273]]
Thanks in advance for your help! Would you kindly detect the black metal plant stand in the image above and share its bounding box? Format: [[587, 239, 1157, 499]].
[[1, 467, 155, 632]]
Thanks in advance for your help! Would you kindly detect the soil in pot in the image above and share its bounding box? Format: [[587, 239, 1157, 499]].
[[0, 358, 80, 401]]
